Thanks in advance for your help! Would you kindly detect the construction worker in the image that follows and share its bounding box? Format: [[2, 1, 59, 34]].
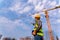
[[32, 13, 44, 40]]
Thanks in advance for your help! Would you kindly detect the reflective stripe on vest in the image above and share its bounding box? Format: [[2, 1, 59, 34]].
[[37, 29, 44, 36], [33, 24, 38, 30], [37, 33, 44, 36], [33, 23, 44, 36]]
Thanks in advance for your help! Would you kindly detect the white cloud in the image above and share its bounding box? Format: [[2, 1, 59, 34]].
[[28, 0, 46, 11], [28, 0, 39, 5], [18, 6, 33, 14], [47, 1, 51, 4], [0, 8, 9, 13], [50, 1, 56, 7], [9, 1, 33, 14], [34, 3, 44, 11], [0, 17, 17, 32], [0, 16, 30, 32], [3, 0, 57, 15], [49, 12, 57, 17], [14, 19, 31, 30], [9, 2, 21, 11], [42, 0, 47, 4], [52, 19, 60, 24], [58, 10, 60, 13], [56, 19, 60, 23], [59, 0, 60, 5]]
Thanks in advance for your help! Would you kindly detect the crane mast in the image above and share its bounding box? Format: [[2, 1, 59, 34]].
[[44, 11, 54, 40]]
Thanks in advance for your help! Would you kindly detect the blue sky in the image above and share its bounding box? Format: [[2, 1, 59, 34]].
[[0, 0, 60, 40]]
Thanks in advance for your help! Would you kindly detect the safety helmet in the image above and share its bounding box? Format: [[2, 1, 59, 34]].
[[34, 13, 40, 20], [34, 13, 40, 18]]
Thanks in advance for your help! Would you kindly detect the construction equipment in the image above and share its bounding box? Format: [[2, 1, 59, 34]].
[[44, 6, 60, 40], [42, 6, 60, 40], [31, 6, 60, 40], [44, 10, 54, 40], [42, 6, 60, 12]]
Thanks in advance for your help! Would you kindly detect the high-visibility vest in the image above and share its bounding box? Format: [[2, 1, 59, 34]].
[[33, 21, 44, 36]]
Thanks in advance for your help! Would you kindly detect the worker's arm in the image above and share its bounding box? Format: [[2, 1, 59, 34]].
[[36, 20, 42, 32], [32, 20, 42, 36], [32, 23, 37, 36], [33, 20, 42, 31]]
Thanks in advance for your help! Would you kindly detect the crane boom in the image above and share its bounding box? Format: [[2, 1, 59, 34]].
[[42, 6, 60, 12]]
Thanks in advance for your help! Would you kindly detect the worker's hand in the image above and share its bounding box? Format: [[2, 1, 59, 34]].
[[32, 30, 37, 36]]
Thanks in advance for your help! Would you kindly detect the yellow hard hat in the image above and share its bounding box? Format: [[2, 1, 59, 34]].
[[34, 13, 40, 18]]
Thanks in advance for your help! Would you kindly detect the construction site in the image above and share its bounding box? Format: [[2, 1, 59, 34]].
[[0, 0, 60, 40]]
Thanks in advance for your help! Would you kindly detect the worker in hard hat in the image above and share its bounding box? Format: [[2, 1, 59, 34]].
[[32, 13, 44, 40]]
